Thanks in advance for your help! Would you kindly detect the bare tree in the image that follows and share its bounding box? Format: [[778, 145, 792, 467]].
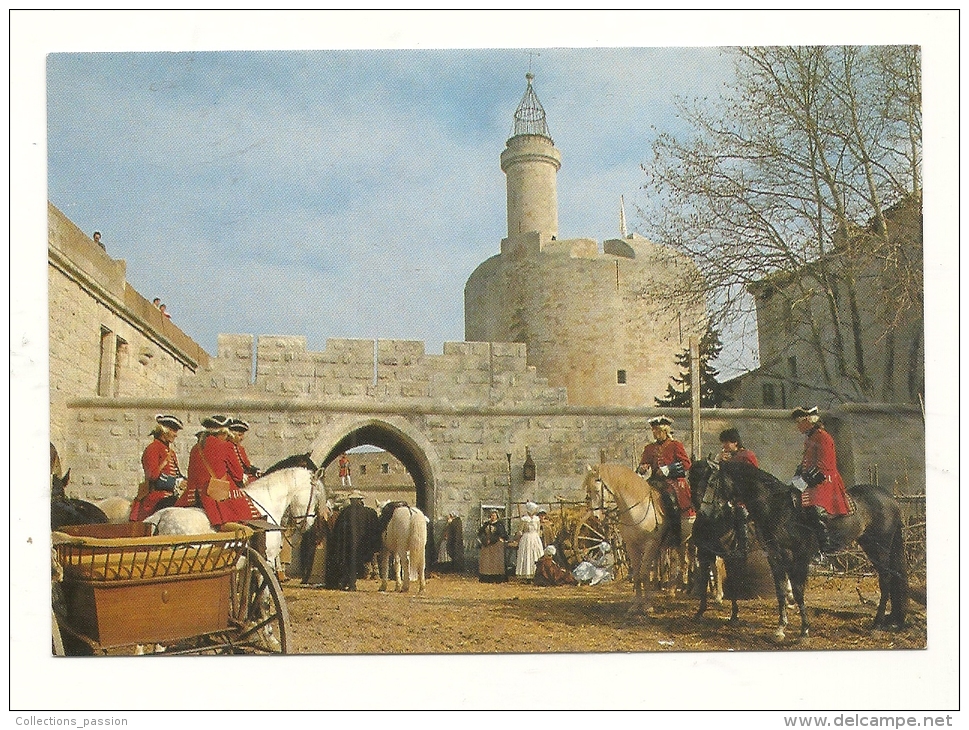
[[641, 46, 922, 404]]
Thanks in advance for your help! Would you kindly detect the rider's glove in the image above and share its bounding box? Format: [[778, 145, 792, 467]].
[[802, 467, 825, 487], [791, 475, 808, 492], [659, 465, 670, 477]]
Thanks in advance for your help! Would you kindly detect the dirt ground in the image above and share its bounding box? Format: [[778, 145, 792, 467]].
[[280, 569, 927, 655]]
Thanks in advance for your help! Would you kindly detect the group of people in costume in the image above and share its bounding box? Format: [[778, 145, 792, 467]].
[[638, 406, 848, 556], [131, 413, 262, 526]]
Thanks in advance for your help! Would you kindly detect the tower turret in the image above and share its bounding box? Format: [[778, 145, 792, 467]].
[[500, 73, 561, 239]]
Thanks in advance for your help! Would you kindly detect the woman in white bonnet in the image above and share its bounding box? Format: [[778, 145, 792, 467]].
[[514, 500, 545, 581]]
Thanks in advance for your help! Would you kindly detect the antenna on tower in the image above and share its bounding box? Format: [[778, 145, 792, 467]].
[[619, 195, 628, 238]]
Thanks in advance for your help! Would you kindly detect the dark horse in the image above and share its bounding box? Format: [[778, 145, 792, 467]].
[[51, 443, 107, 530], [688, 460, 759, 624], [707, 459, 909, 640]]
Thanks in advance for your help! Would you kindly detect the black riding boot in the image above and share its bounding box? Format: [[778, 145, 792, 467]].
[[811, 506, 830, 554]]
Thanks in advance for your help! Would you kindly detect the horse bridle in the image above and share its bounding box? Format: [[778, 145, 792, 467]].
[[594, 474, 657, 529], [246, 468, 322, 548]]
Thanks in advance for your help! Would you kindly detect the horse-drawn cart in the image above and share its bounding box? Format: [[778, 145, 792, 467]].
[[52, 521, 290, 655]]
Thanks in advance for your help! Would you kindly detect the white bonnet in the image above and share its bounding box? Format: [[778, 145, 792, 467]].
[[544, 545, 556, 557], [525, 501, 538, 514]]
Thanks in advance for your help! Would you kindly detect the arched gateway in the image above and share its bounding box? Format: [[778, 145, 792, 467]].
[[312, 417, 438, 517]]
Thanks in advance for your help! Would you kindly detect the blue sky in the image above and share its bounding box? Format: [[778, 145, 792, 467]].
[[47, 45, 749, 367]]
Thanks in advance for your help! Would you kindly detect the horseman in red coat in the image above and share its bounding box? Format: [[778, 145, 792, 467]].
[[716, 427, 758, 555], [130, 414, 185, 521], [175, 415, 258, 527], [790, 406, 851, 553], [637, 415, 693, 547], [228, 418, 261, 482]]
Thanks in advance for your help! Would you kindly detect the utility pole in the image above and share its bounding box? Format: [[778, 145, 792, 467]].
[[689, 336, 701, 460]]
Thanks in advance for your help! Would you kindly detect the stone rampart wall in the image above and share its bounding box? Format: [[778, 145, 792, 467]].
[[48, 203, 209, 448]]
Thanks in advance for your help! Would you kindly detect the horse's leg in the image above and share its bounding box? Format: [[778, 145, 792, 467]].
[[400, 550, 411, 593], [415, 545, 426, 594], [394, 553, 403, 591], [379, 548, 389, 592], [729, 599, 739, 624], [694, 549, 712, 619], [787, 560, 810, 638], [887, 525, 909, 628], [857, 534, 890, 628], [767, 559, 791, 642]]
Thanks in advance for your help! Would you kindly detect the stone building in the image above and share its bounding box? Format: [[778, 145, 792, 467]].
[[726, 194, 924, 410], [465, 73, 707, 408], [47, 202, 208, 450]]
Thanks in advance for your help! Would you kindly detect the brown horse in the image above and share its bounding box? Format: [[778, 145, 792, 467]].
[[582, 463, 672, 614]]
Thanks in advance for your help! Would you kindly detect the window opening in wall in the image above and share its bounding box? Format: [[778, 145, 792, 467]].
[[360, 464, 367, 475], [113, 337, 128, 397], [788, 356, 798, 379], [762, 382, 776, 407], [616, 369, 627, 384], [381, 463, 390, 474], [97, 327, 114, 397]]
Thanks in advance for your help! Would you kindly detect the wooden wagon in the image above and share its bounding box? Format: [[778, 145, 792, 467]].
[[51, 521, 290, 655]]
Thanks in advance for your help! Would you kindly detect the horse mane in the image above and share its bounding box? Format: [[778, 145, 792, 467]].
[[263, 453, 318, 476]]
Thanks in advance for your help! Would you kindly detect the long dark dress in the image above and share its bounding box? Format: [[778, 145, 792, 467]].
[[324, 501, 380, 591], [477, 519, 508, 583]]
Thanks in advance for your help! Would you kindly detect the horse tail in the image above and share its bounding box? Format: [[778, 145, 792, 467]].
[[411, 509, 428, 558]]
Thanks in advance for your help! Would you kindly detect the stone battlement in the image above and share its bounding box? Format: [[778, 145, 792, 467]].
[[179, 334, 566, 407]]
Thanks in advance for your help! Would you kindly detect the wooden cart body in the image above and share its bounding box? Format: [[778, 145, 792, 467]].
[[52, 522, 289, 655]]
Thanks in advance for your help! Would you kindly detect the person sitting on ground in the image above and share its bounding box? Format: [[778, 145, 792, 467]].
[[533, 545, 577, 587], [572, 541, 615, 586]]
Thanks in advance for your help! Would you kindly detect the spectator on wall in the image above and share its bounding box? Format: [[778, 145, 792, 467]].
[[93, 231, 105, 250]]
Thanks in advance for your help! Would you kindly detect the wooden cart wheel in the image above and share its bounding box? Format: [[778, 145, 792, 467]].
[[227, 547, 290, 654], [570, 510, 628, 582]]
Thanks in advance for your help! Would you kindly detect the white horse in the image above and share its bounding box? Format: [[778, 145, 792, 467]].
[[583, 463, 672, 615], [378, 504, 428, 594], [146, 466, 324, 569], [95, 496, 134, 524]]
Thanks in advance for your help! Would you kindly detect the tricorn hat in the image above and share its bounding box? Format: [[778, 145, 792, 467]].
[[348, 490, 365, 500], [648, 415, 674, 427], [719, 427, 740, 443], [201, 414, 231, 429], [227, 418, 250, 433], [155, 414, 183, 431], [791, 406, 819, 419]]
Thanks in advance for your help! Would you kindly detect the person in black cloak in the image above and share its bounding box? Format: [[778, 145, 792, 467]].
[[324, 491, 381, 591]]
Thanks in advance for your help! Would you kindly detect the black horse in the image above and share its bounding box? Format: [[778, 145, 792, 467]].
[[707, 459, 909, 639], [51, 468, 108, 530]]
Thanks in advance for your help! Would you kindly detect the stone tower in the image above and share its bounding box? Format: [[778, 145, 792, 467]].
[[465, 74, 707, 408], [500, 73, 562, 239]]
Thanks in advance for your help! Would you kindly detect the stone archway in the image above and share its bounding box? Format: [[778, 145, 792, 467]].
[[310, 417, 438, 519]]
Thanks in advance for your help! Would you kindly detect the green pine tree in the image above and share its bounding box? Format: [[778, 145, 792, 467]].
[[654, 327, 731, 408]]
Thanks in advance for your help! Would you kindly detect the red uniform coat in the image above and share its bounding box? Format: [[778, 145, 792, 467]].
[[724, 447, 759, 468], [175, 435, 257, 526], [130, 438, 182, 521], [799, 425, 851, 516], [639, 438, 694, 515]]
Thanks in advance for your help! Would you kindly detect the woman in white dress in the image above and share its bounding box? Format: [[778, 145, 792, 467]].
[[515, 501, 545, 580]]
